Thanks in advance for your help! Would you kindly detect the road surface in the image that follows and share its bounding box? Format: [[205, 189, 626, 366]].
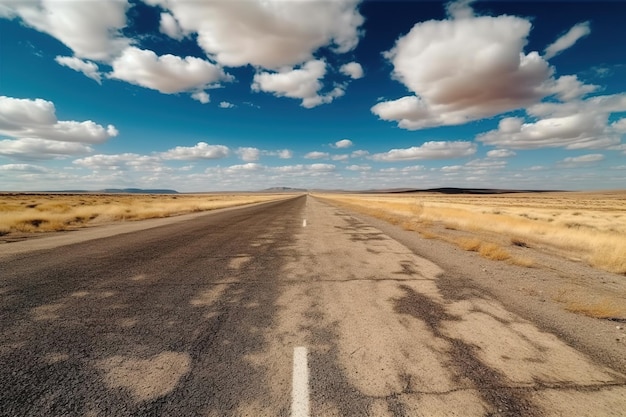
[[1, 195, 625, 416]]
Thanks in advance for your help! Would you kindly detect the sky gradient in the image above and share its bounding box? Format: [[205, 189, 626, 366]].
[[1, 0, 625, 192]]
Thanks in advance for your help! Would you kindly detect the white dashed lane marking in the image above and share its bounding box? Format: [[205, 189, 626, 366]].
[[291, 346, 309, 417]]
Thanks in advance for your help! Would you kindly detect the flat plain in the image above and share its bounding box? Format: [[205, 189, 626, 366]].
[[0, 192, 290, 241], [317, 190, 626, 275]]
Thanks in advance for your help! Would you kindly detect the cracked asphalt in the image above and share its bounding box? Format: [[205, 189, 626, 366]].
[[1, 195, 625, 416]]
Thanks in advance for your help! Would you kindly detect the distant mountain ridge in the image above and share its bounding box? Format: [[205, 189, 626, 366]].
[[261, 187, 307, 192]]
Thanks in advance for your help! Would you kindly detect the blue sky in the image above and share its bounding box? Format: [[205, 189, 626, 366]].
[[1, 0, 625, 192]]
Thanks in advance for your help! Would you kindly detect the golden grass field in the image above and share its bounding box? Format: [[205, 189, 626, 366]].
[[0, 193, 290, 237], [316, 191, 626, 275]]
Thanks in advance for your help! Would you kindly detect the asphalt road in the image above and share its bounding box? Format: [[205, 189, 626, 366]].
[[1, 195, 625, 416]]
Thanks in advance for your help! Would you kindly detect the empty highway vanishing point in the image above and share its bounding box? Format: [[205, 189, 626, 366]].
[[1, 195, 625, 416]]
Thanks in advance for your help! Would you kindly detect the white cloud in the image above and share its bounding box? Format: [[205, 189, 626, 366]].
[[371, 141, 477, 161], [544, 21, 591, 60], [339, 62, 364, 79], [545, 75, 598, 102], [236, 147, 261, 162], [276, 149, 293, 159], [558, 153, 605, 167], [351, 150, 369, 158], [109, 47, 231, 95], [0, 163, 48, 173], [219, 101, 235, 109], [160, 142, 229, 160], [486, 149, 516, 158], [611, 119, 626, 133], [191, 91, 210, 104], [371, 1, 576, 130], [0, 0, 131, 61], [252, 60, 344, 108], [332, 154, 349, 161], [262, 149, 293, 159], [334, 139, 353, 149], [273, 164, 305, 173], [159, 12, 184, 40], [304, 151, 329, 159], [0, 96, 117, 159], [0, 138, 93, 160], [55, 56, 102, 84], [346, 164, 371, 171], [226, 163, 265, 173], [145, 0, 363, 69], [308, 163, 336, 172], [478, 93, 626, 150], [73, 153, 163, 171]]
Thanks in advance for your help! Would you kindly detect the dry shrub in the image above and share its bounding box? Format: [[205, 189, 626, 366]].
[[455, 237, 482, 251], [564, 299, 625, 319], [511, 237, 530, 248], [508, 256, 535, 267], [478, 243, 511, 261], [419, 230, 438, 239], [401, 220, 420, 231]]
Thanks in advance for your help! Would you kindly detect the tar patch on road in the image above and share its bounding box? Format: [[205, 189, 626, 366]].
[[393, 285, 540, 417]]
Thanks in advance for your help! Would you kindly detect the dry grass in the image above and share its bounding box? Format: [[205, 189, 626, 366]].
[[564, 299, 625, 319], [554, 289, 626, 318], [317, 191, 626, 274], [0, 193, 292, 235]]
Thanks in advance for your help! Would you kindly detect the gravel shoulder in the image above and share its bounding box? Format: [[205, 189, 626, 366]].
[[318, 197, 626, 376]]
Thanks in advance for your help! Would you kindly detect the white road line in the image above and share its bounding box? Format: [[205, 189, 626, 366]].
[[291, 346, 310, 417], [302, 219, 307, 227]]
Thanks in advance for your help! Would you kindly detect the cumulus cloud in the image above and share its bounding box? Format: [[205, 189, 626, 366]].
[[0, 163, 48, 173], [236, 147, 261, 162], [346, 164, 371, 171], [160, 142, 229, 160], [0, 0, 131, 61], [486, 149, 516, 158], [274, 149, 293, 159], [0, 96, 117, 159], [191, 91, 210, 104], [340, 62, 364, 79], [252, 60, 344, 108], [371, 141, 477, 161], [145, 0, 363, 69], [558, 153, 605, 167], [0, 138, 93, 160], [308, 163, 336, 172], [159, 12, 184, 40], [219, 101, 235, 109], [544, 21, 591, 60], [371, 0, 592, 130], [333, 139, 353, 149], [73, 153, 163, 171], [351, 150, 369, 158], [544, 75, 598, 102], [477, 93, 626, 150], [55, 56, 102, 84], [304, 151, 329, 159], [109, 47, 231, 96], [226, 163, 265, 173]]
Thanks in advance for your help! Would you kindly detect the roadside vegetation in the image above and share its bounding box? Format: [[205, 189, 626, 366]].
[[0, 193, 290, 236], [317, 191, 626, 275]]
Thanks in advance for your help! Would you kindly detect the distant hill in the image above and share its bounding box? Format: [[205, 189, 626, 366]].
[[351, 187, 565, 194], [99, 188, 179, 194], [261, 187, 307, 192], [385, 187, 563, 195]]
